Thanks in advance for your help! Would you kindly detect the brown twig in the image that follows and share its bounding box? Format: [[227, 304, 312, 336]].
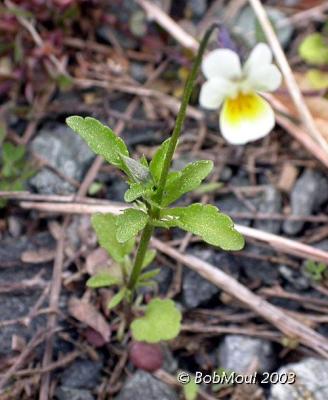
[[17, 198, 328, 264]]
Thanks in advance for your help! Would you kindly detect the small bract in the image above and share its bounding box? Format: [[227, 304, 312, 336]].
[[199, 43, 282, 145]]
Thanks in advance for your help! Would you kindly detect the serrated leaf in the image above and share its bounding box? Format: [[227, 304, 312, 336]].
[[299, 33, 328, 66], [159, 204, 244, 251], [162, 160, 213, 206], [66, 116, 129, 170], [92, 213, 134, 263], [142, 249, 157, 269], [139, 268, 160, 281], [120, 155, 151, 183], [87, 271, 121, 288], [149, 138, 172, 183], [131, 298, 181, 343], [115, 209, 149, 243], [108, 288, 126, 309]]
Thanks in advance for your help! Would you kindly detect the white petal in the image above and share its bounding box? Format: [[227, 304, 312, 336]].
[[244, 43, 272, 75], [219, 93, 275, 145], [199, 77, 237, 110], [202, 49, 242, 80], [247, 64, 282, 92]]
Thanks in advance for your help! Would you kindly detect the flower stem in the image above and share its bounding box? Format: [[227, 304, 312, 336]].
[[127, 23, 219, 293], [155, 23, 220, 205]]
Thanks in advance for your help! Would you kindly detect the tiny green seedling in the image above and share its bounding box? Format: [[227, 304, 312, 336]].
[[0, 141, 35, 207], [304, 260, 327, 282], [66, 25, 244, 344]]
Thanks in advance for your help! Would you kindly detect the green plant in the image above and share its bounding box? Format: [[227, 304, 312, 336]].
[[0, 141, 35, 207], [305, 260, 327, 282], [298, 30, 328, 90], [66, 25, 244, 344]]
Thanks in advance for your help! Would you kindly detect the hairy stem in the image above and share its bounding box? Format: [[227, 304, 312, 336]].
[[127, 23, 219, 293]]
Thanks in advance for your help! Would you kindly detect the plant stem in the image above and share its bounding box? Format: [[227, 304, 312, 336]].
[[127, 23, 219, 293], [127, 223, 154, 290], [155, 23, 220, 205]]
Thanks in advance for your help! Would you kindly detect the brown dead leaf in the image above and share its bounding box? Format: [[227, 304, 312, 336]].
[[21, 248, 55, 264], [68, 297, 111, 342], [277, 163, 299, 193], [86, 248, 109, 275], [275, 73, 328, 143]]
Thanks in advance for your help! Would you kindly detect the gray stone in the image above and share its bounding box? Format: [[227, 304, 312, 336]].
[[116, 371, 178, 400], [269, 358, 328, 400], [182, 268, 219, 309], [29, 124, 94, 194], [162, 345, 178, 374], [279, 265, 310, 290], [60, 360, 102, 390], [255, 186, 282, 234], [182, 250, 239, 309], [182, 249, 217, 309], [218, 335, 274, 373], [283, 169, 328, 235], [235, 6, 293, 48], [189, 0, 207, 18], [242, 245, 279, 285], [55, 387, 94, 400]]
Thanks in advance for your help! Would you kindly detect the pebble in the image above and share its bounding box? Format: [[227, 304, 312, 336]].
[[283, 169, 328, 235], [269, 357, 328, 400], [218, 334, 275, 373], [29, 124, 94, 195], [116, 371, 178, 400]]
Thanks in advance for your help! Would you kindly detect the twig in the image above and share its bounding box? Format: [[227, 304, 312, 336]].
[[18, 199, 328, 264], [182, 323, 281, 341], [39, 219, 69, 400], [0, 328, 56, 392], [248, 0, 328, 155], [151, 238, 328, 357], [136, 0, 199, 51]]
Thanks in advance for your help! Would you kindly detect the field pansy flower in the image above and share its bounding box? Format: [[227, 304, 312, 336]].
[[199, 43, 282, 145]]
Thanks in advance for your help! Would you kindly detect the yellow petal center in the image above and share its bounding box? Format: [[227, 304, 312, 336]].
[[222, 92, 267, 125]]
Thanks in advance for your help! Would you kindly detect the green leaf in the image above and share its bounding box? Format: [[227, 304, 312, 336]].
[[149, 138, 172, 183], [139, 268, 161, 281], [306, 69, 328, 90], [131, 298, 181, 343], [159, 204, 244, 251], [66, 116, 129, 169], [194, 182, 223, 195], [162, 160, 213, 206], [183, 376, 199, 400], [142, 249, 157, 269], [92, 213, 134, 263], [115, 209, 149, 243], [108, 288, 126, 309], [87, 271, 121, 288], [120, 155, 151, 183], [299, 33, 328, 66], [305, 260, 327, 282], [2, 142, 25, 163], [88, 181, 103, 195]]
